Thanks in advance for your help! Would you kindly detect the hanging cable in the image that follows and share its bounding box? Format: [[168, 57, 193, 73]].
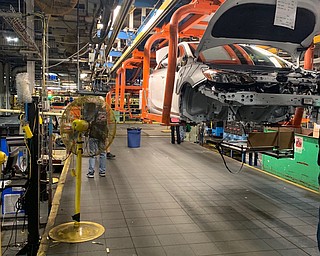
[[90, 0, 133, 82], [46, 43, 89, 69], [2, 199, 23, 255], [215, 107, 247, 174]]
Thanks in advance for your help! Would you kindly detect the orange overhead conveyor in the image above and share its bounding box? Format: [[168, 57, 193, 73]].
[[114, 49, 144, 119], [161, 0, 224, 125], [141, 27, 169, 123], [140, 0, 224, 124], [114, 0, 224, 123], [112, 0, 317, 125]]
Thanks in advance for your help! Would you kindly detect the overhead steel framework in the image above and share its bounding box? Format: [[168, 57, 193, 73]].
[[112, 0, 319, 125], [110, 0, 181, 73], [113, 0, 225, 123]]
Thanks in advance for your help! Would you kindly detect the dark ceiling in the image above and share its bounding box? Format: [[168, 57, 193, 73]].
[[0, 0, 160, 88]]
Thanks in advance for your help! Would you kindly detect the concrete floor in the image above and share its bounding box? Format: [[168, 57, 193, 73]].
[[11, 124, 320, 255]]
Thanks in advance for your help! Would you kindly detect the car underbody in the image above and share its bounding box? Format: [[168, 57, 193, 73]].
[[179, 67, 320, 124]]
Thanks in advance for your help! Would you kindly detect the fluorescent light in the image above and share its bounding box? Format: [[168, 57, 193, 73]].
[[97, 22, 103, 30], [113, 5, 121, 24], [6, 36, 18, 43], [47, 86, 62, 90], [61, 82, 76, 86], [80, 73, 88, 79], [58, 73, 69, 77], [61, 82, 77, 89]]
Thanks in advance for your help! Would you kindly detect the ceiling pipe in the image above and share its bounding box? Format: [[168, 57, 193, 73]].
[[27, 58, 88, 63], [11, 66, 27, 79], [0, 62, 4, 110], [105, 0, 135, 56], [34, 0, 78, 16], [4, 63, 10, 111], [91, 0, 134, 82]]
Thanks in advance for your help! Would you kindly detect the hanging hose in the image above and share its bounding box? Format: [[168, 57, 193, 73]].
[[90, 0, 133, 82], [89, 0, 119, 45]]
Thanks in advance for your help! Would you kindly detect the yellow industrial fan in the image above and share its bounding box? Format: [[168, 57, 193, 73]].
[[49, 96, 116, 243]]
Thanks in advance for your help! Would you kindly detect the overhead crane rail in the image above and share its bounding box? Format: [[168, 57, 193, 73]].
[[110, 0, 180, 73]]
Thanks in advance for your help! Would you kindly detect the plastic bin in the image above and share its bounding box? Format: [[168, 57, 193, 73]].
[[2, 187, 25, 215], [127, 127, 141, 148]]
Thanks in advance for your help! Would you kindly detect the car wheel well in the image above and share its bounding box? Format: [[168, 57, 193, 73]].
[[179, 82, 213, 122]]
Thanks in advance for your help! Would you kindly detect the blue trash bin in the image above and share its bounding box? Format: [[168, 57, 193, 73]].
[[127, 128, 141, 148]]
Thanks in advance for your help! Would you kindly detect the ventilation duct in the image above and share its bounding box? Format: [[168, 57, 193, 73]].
[[34, 0, 78, 16]]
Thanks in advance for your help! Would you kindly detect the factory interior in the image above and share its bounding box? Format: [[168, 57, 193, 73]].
[[0, 0, 319, 255]]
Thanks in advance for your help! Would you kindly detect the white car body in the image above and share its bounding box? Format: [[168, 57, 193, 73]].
[[147, 0, 320, 124]]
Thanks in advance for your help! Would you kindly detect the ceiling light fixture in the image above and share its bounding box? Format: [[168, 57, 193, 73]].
[[80, 73, 88, 79], [6, 36, 19, 43], [113, 5, 121, 25]]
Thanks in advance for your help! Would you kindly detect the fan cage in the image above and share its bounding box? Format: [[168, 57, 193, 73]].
[[60, 96, 116, 157]]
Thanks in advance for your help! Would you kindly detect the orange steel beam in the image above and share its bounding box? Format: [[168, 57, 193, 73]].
[[123, 58, 143, 84], [292, 107, 304, 128], [162, 0, 223, 124], [158, 39, 169, 49], [292, 44, 315, 128], [126, 93, 141, 120], [197, 21, 209, 26], [106, 89, 113, 106], [125, 85, 142, 91], [145, 113, 163, 123], [178, 14, 205, 33], [131, 49, 144, 59], [304, 43, 314, 70], [233, 44, 254, 65], [119, 67, 126, 111], [179, 29, 205, 38], [117, 55, 143, 112], [141, 30, 169, 120], [115, 67, 123, 110], [223, 45, 241, 64], [158, 28, 207, 49]]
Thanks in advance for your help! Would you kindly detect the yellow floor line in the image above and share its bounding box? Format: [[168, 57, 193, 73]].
[[244, 163, 319, 195], [37, 155, 71, 256]]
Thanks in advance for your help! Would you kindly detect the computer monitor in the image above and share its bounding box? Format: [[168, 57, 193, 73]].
[[2, 147, 19, 179], [6, 136, 25, 153]]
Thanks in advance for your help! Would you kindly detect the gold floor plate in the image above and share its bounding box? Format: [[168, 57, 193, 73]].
[[52, 177, 59, 184], [49, 221, 105, 243], [47, 177, 59, 184]]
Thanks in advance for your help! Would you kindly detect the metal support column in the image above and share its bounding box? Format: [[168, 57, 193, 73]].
[[4, 63, 10, 111], [26, 0, 35, 91], [17, 97, 40, 255], [249, 152, 253, 166], [0, 62, 4, 110], [254, 153, 258, 166]]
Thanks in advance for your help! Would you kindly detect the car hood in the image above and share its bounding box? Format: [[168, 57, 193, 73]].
[[197, 0, 320, 61]]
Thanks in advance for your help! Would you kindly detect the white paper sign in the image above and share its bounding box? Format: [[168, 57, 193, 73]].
[[294, 136, 303, 153], [274, 0, 298, 30]]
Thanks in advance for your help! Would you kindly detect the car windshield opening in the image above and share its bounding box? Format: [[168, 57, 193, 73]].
[[198, 44, 292, 69]]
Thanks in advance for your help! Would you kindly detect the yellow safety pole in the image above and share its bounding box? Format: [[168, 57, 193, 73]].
[[0, 209, 2, 256], [74, 132, 82, 226], [0, 152, 7, 255]]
